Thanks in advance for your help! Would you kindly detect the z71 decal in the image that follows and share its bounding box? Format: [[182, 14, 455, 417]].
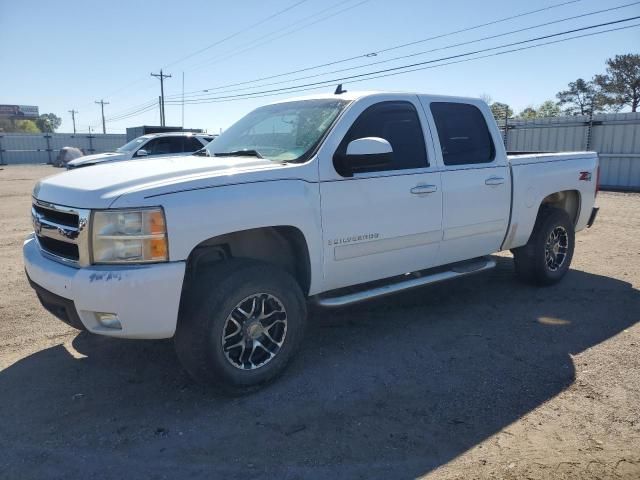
[[579, 171, 592, 181]]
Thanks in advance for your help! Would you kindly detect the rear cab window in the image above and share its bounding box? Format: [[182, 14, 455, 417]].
[[430, 102, 495, 166]]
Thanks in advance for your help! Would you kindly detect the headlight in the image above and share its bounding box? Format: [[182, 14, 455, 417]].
[[91, 208, 168, 264]]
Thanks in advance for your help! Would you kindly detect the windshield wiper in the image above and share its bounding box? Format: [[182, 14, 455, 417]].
[[213, 149, 263, 159]]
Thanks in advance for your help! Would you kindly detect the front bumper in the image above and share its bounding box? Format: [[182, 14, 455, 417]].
[[24, 235, 186, 339]]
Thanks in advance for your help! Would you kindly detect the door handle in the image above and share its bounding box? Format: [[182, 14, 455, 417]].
[[410, 184, 438, 195], [485, 176, 505, 186]]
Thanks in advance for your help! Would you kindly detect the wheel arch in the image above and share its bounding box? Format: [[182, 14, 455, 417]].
[[183, 225, 312, 296], [505, 189, 581, 251], [538, 189, 581, 226]]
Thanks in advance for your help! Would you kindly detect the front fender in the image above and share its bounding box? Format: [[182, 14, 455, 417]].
[[150, 180, 324, 295]]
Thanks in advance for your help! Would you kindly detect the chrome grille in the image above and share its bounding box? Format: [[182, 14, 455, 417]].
[[31, 199, 91, 267]]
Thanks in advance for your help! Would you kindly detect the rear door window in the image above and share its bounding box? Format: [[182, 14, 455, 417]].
[[430, 102, 495, 166]]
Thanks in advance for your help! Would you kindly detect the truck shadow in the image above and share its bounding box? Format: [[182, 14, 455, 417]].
[[1, 257, 638, 479]]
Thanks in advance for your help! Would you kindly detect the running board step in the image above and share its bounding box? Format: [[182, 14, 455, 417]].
[[313, 257, 496, 308]]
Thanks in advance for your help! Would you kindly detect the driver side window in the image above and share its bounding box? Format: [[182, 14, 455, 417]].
[[339, 101, 429, 173]]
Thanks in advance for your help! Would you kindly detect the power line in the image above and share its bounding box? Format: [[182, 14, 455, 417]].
[[106, 23, 638, 124], [99, 0, 310, 103], [167, 23, 640, 106], [104, 0, 371, 120], [186, 0, 372, 74], [166, 16, 640, 104], [103, 0, 578, 119], [105, 99, 158, 120], [170, 1, 640, 100], [106, 102, 158, 123], [162, 0, 310, 69], [169, 0, 584, 97]]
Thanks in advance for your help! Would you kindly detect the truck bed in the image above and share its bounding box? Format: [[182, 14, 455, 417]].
[[503, 151, 598, 251]]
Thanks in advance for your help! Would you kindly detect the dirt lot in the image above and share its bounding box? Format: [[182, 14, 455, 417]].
[[0, 164, 638, 479]]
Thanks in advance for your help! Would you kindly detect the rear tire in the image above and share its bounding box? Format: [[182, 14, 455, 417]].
[[175, 258, 307, 392], [512, 207, 575, 286]]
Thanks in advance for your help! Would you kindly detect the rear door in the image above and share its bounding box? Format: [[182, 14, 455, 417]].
[[319, 98, 443, 292], [424, 100, 510, 265]]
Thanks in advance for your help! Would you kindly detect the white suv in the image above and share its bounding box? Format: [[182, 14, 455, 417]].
[[66, 132, 215, 169]]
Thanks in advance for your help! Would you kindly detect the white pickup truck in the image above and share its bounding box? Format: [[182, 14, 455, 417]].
[[24, 91, 599, 391]]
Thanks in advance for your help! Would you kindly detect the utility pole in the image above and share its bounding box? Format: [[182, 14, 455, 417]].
[[95, 99, 109, 134], [158, 96, 164, 126], [151, 69, 171, 126], [68, 109, 78, 135]]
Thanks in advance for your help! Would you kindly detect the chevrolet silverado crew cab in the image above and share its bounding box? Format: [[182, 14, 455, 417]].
[[25, 91, 599, 391], [66, 132, 216, 169]]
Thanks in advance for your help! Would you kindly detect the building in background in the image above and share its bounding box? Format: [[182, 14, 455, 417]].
[[0, 105, 39, 120]]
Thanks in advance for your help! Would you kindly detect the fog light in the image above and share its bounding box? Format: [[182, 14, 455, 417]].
[[96, 312, 122, 330]]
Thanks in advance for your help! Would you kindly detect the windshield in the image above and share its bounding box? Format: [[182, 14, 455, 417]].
[[116, 137, 146, 153], [207, 99, 349, 162]]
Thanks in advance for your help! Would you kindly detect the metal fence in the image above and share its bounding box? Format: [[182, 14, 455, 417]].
[[500, 112, 640, 191], [2, 113, 639, 190], [0, 133, 126, 165]]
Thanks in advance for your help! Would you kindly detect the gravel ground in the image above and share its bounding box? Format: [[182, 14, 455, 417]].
[[0, 164, 638, 480]]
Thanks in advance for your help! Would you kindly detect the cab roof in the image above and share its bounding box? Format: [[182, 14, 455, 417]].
[[266, 90, 484, 106]]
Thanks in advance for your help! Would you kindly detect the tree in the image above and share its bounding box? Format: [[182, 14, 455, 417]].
[[0, 118, 13, 132], [490, 102, 513, 120], [35, 113, 62, 133], [518, 106, 538, 119], [15, 120, 40, 133], [556, 78, 606, 116], [537, 100, 561, 117], [594, 54, 640, 112]]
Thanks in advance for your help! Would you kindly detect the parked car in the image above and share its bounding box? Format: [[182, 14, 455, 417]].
[[25, 91, 599, 391], [66, 132, 216, 169], [54, 146, 84, 167]]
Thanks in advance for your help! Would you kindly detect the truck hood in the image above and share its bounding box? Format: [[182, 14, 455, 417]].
[[33, 155, 297, 209], [67, 152, 128, 167]]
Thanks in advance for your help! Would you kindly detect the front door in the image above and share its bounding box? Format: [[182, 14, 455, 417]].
[[319, 100, 443, 292]]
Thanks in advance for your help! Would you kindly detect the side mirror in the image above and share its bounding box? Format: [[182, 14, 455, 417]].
[[334, 137, 393, 177], [136, 149, 148, 157]]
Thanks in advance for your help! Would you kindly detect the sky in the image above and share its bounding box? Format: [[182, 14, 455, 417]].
[[1, 0, 639, 134]]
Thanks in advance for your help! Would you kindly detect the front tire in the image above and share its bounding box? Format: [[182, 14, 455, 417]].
[[512, 207, 575, 286], [175, 259, 307, 392]]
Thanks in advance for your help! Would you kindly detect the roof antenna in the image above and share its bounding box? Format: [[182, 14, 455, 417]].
[[334, 83, 347, 95]]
